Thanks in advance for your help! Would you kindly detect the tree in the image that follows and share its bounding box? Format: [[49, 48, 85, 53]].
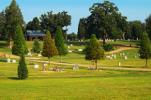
[[139, 32, 151, 67], [129, 21, 143, 40], [32, 39, 41, 53], [85, 34, 105, 69], [77, 18, 87, 40], [146, 15, 151, 40], [42, 31, 58, 65], [0, 11, 6, 40], [111, 27, 123, 41], [12, 25, 27, 56], [40, 11, 71, 37], [26, 17, 41, 30], [55, 27, 68, 62], [88, 1, 119, 44], [5, 0, 24, 48], [67, 33, 77, 41], [18, 55, 28, 79]]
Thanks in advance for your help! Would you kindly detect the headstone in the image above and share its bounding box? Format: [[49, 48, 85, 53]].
[[68, 50, 72, 53], [7, 58, 11, 63], [124, 56, 128, 60], [27, 52, 32, 56], [38, 54, 42, 57], [70, 44, 73, 46], [118, 62, 121, 67], [73, 64, 79, 71], [34, 64, 39, 69], [106, 56, 111, 60], [42, 63, 47, 71], [12, 60, 16, 63], [78, 49, 83, 52], [113, 54, 116, 59]]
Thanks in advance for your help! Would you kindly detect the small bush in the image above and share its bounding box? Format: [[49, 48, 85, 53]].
[[103, 44, 114, 51]]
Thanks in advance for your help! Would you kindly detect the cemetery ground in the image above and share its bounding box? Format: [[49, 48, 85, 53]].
[[0, 40, 151, 99]]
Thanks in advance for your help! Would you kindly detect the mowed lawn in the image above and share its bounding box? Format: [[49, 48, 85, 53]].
[[0, 41, 151, 99], [0, 62, 151, 100]]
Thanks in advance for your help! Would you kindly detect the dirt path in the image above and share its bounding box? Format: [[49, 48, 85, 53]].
[[29, 59, 151, 72], [106, 47, 135, 55], [0, 52, 18, 59]]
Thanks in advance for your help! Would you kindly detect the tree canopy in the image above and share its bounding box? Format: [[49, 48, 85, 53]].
[[55, 27, 68, 56], [12, 25, 27, 56], [5, 0, 24, 47], [139, 32, 151, 67], [85, 34, 105, 69], [42, 31, 58, 60]]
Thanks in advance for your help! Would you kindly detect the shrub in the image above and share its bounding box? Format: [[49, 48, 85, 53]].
[[103, 44, 114, 51]]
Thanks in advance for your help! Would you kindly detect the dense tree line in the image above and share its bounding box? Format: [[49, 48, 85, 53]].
[[77, 1, 151, 42], [26, 11, 71, 37]]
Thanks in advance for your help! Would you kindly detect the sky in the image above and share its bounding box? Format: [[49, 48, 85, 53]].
[[0, 0, 151, 33]]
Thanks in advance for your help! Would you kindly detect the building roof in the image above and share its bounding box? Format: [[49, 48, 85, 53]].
[[26, 30, 45, 37]]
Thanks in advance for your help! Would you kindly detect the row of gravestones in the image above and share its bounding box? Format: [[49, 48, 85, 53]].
[[7, 58, 16, 63], [27, 52, 42, 57], [68, 44, 83, 53], [106, 52, 140, 60], [33, 63, 79, 71]]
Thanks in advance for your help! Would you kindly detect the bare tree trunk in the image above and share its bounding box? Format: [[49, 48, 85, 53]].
[[95, 60, 98, 70], [48, 57, 50, 66], [145, 58, 148, 68], [103, 35, 106, 45], [8, 35, 12, 49]]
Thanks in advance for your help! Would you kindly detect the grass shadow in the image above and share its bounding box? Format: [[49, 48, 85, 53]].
[[7, 77, 20, 80]]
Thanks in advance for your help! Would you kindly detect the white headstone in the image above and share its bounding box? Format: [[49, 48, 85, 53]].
[[73, 64, 79, 71], [7, 58, 11, 63], [34, 64, 39, 69], [27, 52, 32, 56], [38, 54, 42, 57], [124, 56, 128, 60], [12, 60, 16, 63], [118, 62, 121, 67], [68, 50, 72, 53], [78, 49, 83, 52]]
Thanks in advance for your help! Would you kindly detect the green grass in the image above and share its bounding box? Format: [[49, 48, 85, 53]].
[[0, 40, 151, 99], [0, 62, 151, 100]]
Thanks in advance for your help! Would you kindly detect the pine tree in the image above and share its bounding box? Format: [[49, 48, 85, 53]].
[[12, 25, 28, 56], [5, 0, 24, 48], [55, 27, 68, 62], [32, 39, 41, 53], [18, 55, 28, 79], [139, 32, 151, 67], [85, 34, 105, 69], [42, 31, 58, 65]]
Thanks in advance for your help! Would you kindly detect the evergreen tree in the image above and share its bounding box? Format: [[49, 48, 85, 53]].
[[42, 31, 58, 64], [12, 25, 27, 56], [5, 0, 24, 48], [146, 15, 151, 40], [32, 39, 41, 53], [18, 55, 28, 79], [55, 27, 68, 62], [139, 32, 151, 67], [85, 34, 105, 69]]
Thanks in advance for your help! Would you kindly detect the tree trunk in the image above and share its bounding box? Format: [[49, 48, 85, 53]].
[[60, 55, 62, 67], [8, 36, 12, 49], [145, 58, 148, 68], [103, 36, 106, 45], [48, 57, 50, 66], [95, 60, 97, 70]]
